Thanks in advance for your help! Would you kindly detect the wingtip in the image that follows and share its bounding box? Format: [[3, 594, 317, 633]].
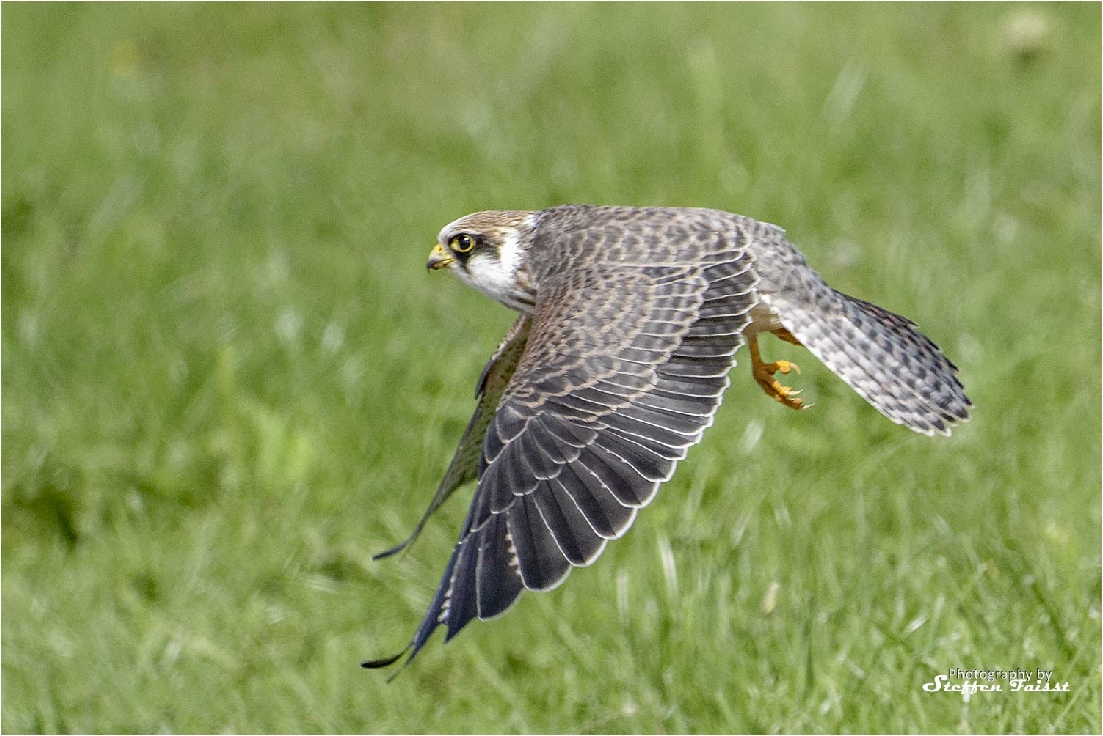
[[371, 541, 407, 561], [361, 643, 411, 671]]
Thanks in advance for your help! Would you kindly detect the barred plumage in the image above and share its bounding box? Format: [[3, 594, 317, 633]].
[[364, 205, 971, 672]]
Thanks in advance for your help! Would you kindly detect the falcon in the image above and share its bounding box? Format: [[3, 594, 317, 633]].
[[364, 205, 971, 671]]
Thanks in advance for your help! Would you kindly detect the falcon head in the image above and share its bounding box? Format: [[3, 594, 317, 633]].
[[428, 210, 538, 312]]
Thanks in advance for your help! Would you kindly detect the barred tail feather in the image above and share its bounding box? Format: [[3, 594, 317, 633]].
[[776, 290, 972, 435]]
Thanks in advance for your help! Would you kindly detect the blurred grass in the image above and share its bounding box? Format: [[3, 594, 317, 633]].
[[2, 3, 1100, 733]]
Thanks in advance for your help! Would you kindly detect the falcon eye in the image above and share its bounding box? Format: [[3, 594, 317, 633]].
[[450, 233, 476, 254]]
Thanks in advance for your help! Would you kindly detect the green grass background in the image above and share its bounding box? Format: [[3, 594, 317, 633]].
[[3, 3, 1100, 733]]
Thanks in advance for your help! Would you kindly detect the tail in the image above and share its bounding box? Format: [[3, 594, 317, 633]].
[[775, 290, 972, 435]]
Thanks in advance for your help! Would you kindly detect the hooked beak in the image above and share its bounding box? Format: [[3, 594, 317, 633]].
[[427, 243, 454, 271]]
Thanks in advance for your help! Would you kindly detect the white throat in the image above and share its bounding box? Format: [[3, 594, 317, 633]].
[[455, 228, 532, 312]]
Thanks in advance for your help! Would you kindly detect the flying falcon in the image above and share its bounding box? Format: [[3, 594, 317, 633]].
[[364, 205, 971, 670]]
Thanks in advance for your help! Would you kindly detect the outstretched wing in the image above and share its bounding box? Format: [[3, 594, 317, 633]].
[[373, 315, 531, 560], [365, 208, 760, 670]]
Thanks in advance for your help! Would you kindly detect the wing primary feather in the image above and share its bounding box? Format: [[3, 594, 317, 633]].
[[509, 493, 572, 591], [475, 513, 524, 618]]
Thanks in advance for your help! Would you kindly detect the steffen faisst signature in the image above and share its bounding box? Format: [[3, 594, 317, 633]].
[[923, 669, 1070, 701]]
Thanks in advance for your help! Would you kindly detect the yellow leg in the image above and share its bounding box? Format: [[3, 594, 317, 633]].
[[748, 333, 805, 411]]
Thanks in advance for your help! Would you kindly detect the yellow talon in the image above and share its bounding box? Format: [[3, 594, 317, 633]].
[[771, 359, 800, 377], [748, 334, 806, 411]]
